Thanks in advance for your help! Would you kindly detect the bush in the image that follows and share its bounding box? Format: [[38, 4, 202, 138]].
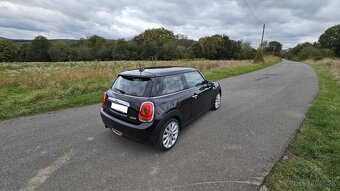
[[253, 50, 264, 63], [0, 40, 18, 62], [319, 24, 340, 57], [48, 41, 71, 62], [286, 42, 334, 61]]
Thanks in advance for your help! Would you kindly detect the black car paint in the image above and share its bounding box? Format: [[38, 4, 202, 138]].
[[100, 68, 221, 144]]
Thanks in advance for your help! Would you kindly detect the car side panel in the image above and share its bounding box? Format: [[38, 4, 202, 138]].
[[191, 83, 215, 117], [151, 89, 192, 123]]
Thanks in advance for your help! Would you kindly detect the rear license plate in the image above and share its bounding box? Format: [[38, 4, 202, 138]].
[[111, 102, 128, 113]]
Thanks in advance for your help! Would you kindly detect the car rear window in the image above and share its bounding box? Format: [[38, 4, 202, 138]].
[[112, 76, 152, 97]]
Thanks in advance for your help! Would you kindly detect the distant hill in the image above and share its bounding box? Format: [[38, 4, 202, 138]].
[[0, 37, 80, 47], [0, 37, 120, 47]]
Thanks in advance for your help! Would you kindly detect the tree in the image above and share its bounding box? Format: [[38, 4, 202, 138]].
[[48, 41, 71, 61], [190, 42, 203, 58], [97, 41, 115, 61], [17, 43, 29, 62], [298, 46, 318, 60], [285, 42, 334, 60], [158, 40, 178, 60], [285, 42, 313, 60], [112, 39, 130, 60], [72, 45, 93, 61], [175, 34, 195, 48], [127, 40, 140, 60], [27, 36, 50, 61], [87, 35, 105, 60], [237, 42, 256, 59], [88, 35, 105, 47], [319, 25, 340, 56], [133, 28, 176, 60], [265, 41, 282, 56], [193, 35, 249, 60], [199, 35, 225, 59], [176, 45, 189, 59], [0, 39, 18, 62], [7, 28, 286, 62], [221, 37, 242, 59]]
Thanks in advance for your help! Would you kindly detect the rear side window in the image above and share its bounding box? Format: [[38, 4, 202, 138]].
[[183, 71, 205, 88], [160, 75, 185, 95], [112, 76, 152, 97]]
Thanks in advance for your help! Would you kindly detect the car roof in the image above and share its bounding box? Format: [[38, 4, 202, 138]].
[[119, 67, 197, 77]]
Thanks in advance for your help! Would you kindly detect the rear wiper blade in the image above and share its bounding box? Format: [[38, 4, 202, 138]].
[[114, 88, 125, 94]]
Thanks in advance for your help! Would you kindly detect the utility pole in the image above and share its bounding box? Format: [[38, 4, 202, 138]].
[[260, 24, 265, 52]]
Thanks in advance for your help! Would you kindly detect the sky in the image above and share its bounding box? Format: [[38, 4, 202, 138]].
[[0, 0, 339, 49]]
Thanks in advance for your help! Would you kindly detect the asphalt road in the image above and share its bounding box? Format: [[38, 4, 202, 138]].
[[0, 60, 319, 191]]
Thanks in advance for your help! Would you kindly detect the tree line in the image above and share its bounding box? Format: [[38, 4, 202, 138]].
[[285, 24, 340, 60], [0, 28, 282, 62]]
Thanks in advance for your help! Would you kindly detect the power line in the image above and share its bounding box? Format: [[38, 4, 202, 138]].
[[242, 0, 262, 25], [240, 0, 265, 51]]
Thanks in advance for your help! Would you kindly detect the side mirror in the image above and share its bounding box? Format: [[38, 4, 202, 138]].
[[206, 80, 213, 85]]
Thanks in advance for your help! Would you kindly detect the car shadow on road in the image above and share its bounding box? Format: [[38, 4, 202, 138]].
[[100, 128, 161, 154]]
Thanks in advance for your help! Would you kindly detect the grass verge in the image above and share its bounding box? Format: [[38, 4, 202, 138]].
[[204, 57, 279, 81], [265, 60, 340, 190], [0, 56, 280, 120]]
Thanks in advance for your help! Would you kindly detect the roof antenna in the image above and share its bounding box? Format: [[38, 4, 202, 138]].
[[138, 62, 144, 73]]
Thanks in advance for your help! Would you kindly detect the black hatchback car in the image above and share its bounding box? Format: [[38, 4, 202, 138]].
[[100, 67, 221, 150]]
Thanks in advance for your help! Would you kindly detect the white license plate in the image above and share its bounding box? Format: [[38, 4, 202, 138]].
[[111, 103, 128, 113]]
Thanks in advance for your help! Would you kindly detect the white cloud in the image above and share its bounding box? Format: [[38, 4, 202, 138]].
[[0, 0, 339, 48]]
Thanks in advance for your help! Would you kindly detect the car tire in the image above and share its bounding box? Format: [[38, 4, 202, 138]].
[[212, 92, 221, 110], [157, 118, 180, 151]]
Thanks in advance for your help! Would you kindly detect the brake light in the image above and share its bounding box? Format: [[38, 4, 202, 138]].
[[138, 102, 154, 122], [102, 92, 107, 107]]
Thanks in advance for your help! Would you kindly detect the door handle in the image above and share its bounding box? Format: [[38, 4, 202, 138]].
[[192, 94, 198, 99]]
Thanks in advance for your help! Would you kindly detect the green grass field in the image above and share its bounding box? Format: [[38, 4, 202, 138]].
[[0, 56, 279, 120], [265, 59, 340, 191]]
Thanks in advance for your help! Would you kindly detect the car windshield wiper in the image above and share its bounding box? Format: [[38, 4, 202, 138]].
[[114, 88, 125, 94], [195, 81, 205, 87]]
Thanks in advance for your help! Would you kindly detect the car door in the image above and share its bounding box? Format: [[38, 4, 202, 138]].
[[183, 71, 213, 118], [157, 74, 192, 123]]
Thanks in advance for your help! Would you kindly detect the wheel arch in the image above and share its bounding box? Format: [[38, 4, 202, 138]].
[[151, 110, 183, 142], [161, 110, 183, 129]]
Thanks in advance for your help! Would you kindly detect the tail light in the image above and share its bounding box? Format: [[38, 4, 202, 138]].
[[138, 102, 154, 122], [102, 91, 107, 107]]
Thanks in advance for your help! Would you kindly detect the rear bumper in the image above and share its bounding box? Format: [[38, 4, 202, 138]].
[[100, 108, 158, 143]]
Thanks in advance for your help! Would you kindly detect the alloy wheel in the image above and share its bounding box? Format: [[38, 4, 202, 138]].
[[162, 121, 179, 148], [215, 93, 221, 109]]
